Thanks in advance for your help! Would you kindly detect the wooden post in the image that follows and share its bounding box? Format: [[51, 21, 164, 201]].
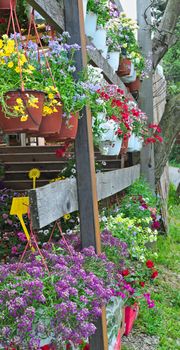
[[64, 1, 108, 349], [137, 0, 155, 190]]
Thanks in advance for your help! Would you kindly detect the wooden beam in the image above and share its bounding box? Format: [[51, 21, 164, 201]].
[[137, 0, 155, 190], [27, 0, 64, 31], [64, 1, 107, 349], [29, 165, 140, 229]]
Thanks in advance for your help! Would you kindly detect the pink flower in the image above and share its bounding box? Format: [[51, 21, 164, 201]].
[[2, 213, 8, 219], [11, 246, 18, 255]]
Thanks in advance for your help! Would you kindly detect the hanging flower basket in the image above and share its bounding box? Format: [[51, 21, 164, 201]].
[[0, 90, 45, 134], [126, 78, 141, 93], [117, 58, 131, 77], [45, 113, 78, 142], [124, 303, 139, 336], [0, 0, 16, 9], [33, 103, 63, 137]]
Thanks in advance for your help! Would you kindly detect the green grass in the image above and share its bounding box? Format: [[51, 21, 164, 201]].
[[133, 203, 180, 350]]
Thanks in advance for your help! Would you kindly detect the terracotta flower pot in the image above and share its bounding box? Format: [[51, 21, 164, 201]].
[[0, 90, 44, 134], [32, 103, 63, 137], [126, 78, 141, 93], [45, 113, 78, 142], [124, 303, 139, 336], [117, 58, 131, 77], [0, 0, 16, 9]]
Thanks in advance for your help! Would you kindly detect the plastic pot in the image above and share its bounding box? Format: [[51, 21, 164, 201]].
[[0, 0, 16, 9], [124, 304, 139, 336], [35, 103, 63, 137], [126, 78, 141, 92], [0, 90, 44, 133], [45, 113, 78, 142], [92, 28, 107, 52], [85, 12, 97, 38], [128, 134, 143, 152], [99, 139, 122, 156], [107, 51, 120, 72], [117, 58, 131, 77]]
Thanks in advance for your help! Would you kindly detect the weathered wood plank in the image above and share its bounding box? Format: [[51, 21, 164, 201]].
[[29, 165, 140, 229], [137, 0, 155, 189], [96, 165, 140, 200], [27, 0, 64, 31]]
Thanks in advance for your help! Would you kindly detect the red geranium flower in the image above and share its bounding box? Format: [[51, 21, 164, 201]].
[[140, 281, 145, 287], [146, 260, 154, 268], [154, 134, 163, 142], [122, 269, 130, 276], [151, 271, 158, 279]]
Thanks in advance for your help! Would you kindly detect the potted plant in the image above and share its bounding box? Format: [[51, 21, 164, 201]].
[[40, 33, 88, 140], [106, 18, 121, 72], [0, 35, 46, 133], [85, 0, 110, 57], [0, 0, 16, 10], [0, 243, 115, 349]]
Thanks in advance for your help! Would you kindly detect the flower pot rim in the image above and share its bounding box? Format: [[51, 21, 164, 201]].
[[4, 89, 45, 96]]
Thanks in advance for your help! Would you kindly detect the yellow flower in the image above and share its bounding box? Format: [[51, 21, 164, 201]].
[[64, 214, 71, 221], [122, 43, 128, 48], [28, 96, 39, 109], [48, 93, 54, 100], [0, 40, 3, 49], [8, 61, 14, 68], [43, 106, 53, 116], [20, 115, 28, 122], [14, 105, 21, 111], [53, 108, 58, 113], [28, 64, 35, 71], [15, 66, 21, 73], [16, 98, 23, 105]]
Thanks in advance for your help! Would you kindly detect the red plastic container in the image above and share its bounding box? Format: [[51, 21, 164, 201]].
[[0, 0, 16, 9], [114, 329, 122, 350], [117, 58, 131, 77], [45, 113, 78, 142], [124, 304, 139, 336], [0, 90, 45, 133]]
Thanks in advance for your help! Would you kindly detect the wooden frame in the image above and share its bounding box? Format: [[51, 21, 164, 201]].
[[26, 1, 137, 349]]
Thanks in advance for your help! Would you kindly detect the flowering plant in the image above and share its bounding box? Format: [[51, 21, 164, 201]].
[[0, 32, 89, 122], [101, 214, 158, 262], [144, 123, 163, 144], [106, 18, 122, 52], [115, 13, 146, 77], [87, 0, 110, 26], [91, 85, 150, 143], [0, 243, 114, 349]]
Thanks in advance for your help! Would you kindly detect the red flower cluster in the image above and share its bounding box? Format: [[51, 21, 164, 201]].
[[122, 269, 130, 276], [55, 142, 70, 158], [146, 260, 154, 268], [146, 260, 158, 279], [145, 123, 163, 144]]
